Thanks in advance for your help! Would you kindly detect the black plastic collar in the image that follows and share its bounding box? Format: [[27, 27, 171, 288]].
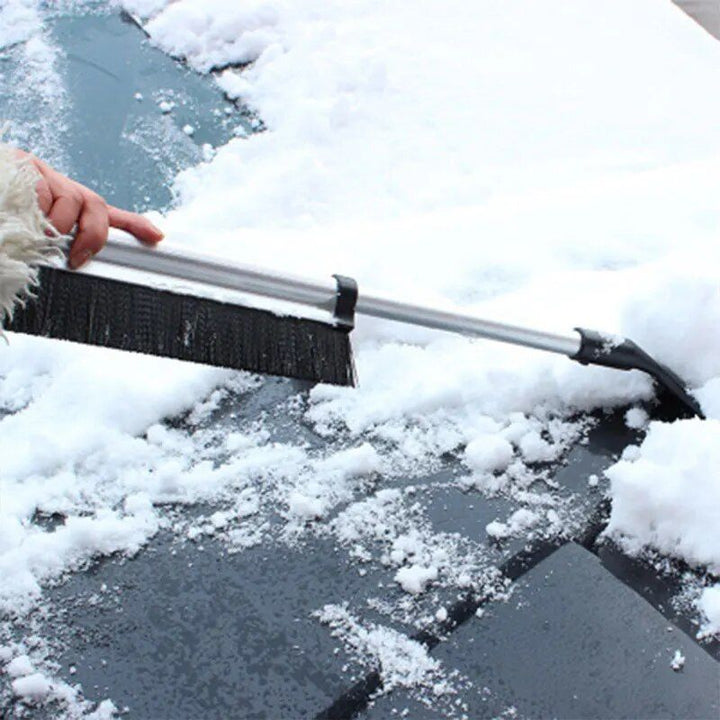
[[332, 274, 358, 332]]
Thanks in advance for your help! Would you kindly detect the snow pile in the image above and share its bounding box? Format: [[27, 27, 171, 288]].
[[130, 0, 720, 235], [605, 418, 720, 572], [307, 342, 644, 478], [130, 0, 283, 73], [604, 415, 720, 636], [0, 639, 117, 717], [0, 497, 159, 613], [624, 407, 649, 430], [0, 0, 43, 48], [6, 654, 34, 678], [619, 267, 720, 388], [316, 604, 453, 695], [11, 672, 53, 703], [0, 339, 226, 610]]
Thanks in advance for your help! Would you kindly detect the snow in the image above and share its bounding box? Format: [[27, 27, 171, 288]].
[[604, 418, 720, 574], [624, 407, 649, 430], [395, 564, 439, 596], [86, 700, 118, 720], [137, 1, 283, 73], [518, 430, 559, 464], [286, 491, 325, 521], [317, 604, 448, 693], [0, 498, 161, 613], [0, 2, 69, 167], [670, 649, 686, 672], [6, 654, 34, 678], [464, 434, 513, 474], [486, 508, 540, 541], [11, 672, 52, 702], [285, 442, 381, 521], [697, 585, 720, 638], [2, 0, 720, 713], [0, 1, 44, 48]]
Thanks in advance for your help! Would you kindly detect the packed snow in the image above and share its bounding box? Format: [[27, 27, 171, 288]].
[[605, 418, 720, 573], [2, 0, 720, 715]]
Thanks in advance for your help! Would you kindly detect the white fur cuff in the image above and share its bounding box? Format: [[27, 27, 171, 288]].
[[0, 143, 65, 325]]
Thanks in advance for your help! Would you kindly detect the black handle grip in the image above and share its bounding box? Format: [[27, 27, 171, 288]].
[[572, 328, 704, 420]]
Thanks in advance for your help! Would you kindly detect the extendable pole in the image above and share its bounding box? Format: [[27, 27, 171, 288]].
[[96, 236, 702, 419], [98, 237, 581, 357]]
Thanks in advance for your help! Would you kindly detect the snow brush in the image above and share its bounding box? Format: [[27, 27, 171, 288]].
[[5, 234, 703, 420]]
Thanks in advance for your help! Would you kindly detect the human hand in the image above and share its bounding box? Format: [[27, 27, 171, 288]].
[[16, 150, 164, 269]]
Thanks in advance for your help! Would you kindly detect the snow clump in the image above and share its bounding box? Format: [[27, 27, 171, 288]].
[[670, 650, 685, 672], [464, 434, 514, 474], [395, 564, 439, 596], [486, 508, 540, 541]]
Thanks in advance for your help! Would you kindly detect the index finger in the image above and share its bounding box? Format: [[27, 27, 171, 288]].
[[108, 206, 164, 244]]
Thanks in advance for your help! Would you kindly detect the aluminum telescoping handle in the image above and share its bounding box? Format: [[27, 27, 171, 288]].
[[356, 295, 581, 356], [98, 237, 582, 358]]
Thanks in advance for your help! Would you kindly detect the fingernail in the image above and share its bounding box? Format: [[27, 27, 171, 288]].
[[69, 249, 94, 270]]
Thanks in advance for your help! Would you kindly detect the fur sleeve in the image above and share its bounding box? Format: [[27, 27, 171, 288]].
[[0, 143, 65, 325]]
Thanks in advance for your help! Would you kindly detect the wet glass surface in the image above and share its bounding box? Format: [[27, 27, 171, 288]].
[[5, 385, 712, 719], [363, 543, 720, 720], [0, 8, 250, 213]]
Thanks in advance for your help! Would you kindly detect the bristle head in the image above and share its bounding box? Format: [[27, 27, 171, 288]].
[[6, 266, 357, 387]]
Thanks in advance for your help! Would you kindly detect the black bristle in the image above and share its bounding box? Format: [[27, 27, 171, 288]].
[[6, 266, 357, 387]]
